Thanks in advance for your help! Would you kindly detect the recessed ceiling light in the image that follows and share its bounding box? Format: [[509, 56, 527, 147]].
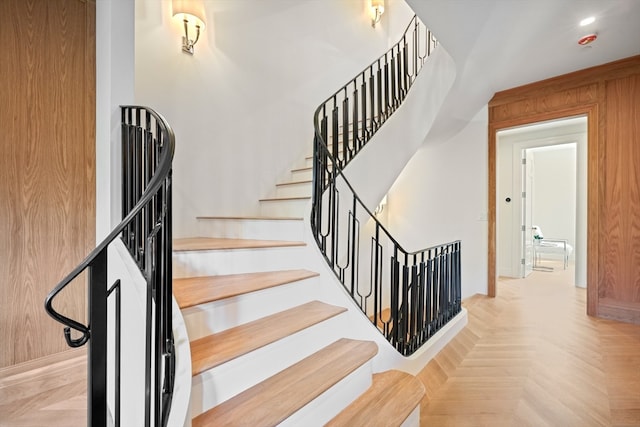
[[580, 16, 596, 26]]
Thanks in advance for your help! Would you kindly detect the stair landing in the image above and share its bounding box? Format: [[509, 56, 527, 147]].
[[326, 370, 425, 426]]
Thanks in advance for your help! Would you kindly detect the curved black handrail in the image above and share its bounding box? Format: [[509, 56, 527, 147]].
[[311, 16, 461, 356], [45, 106, 175, 427]]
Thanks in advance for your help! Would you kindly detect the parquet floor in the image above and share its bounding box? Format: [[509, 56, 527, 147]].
[[418, 262, 640, 426]]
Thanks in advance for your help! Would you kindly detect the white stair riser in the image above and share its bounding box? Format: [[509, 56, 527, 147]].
[[275, 182, 312, 198], [189, 315, 349, 417], [182, 277, 318, 340], [196, 218, 304, 241], [290, 168, 313, 181], [281, 362, 372, 427], [173, 246, 310, 278], [260, 198, 310, 217]]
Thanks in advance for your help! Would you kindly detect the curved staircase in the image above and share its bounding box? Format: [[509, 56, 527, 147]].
[[172, 228, 425, 425]]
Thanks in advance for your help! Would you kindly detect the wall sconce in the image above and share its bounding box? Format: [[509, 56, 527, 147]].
[[172, 0, 206, 54], [371, 0, 384, 28]]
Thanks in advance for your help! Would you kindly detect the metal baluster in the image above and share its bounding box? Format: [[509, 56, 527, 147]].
[[360, 75, 368, 145], [352, 83, 359, 154], [88, 251, 108, 427], [376, 62, 383, 127], [107, 280, 121, 427], [390, 49, 397, 110], [342, 96, 350, 163], [368, 69, 375, 134]]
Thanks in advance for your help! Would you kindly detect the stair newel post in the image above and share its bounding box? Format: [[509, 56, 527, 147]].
[[88, 250, 109, 427]]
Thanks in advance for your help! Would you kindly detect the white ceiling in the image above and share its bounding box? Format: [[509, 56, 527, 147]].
[[405, 0, 640, 142], [408, 0, 640, 92]]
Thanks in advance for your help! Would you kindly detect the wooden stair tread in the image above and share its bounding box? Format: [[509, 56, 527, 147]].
[[326, 370, 425, 427], [174, 269, 319, 309], [190, 301, 347, 376], [173, 237, 305, 252], [196, 215, 303, 221], [193, 338, 378, 427]]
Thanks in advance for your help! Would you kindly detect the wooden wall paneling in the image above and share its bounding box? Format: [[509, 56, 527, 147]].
[[0, 0, 95, 368], [488, 55, 640, 324], [599, 75, 640, 323], [588, 100, 602, 317]]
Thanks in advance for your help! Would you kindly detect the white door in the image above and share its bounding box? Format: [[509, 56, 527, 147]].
[[521, 149, 534, 277]]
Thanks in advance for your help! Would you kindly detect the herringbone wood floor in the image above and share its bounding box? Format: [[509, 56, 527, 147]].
[[2, 262, 639, 426], [418, 262, 640, 426]]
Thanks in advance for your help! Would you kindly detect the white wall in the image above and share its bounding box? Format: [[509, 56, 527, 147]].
[[135, 0, 415, 237], [530, 144, 577, 252], [96, 0, 135, 239], [385, 106, 489, 300]]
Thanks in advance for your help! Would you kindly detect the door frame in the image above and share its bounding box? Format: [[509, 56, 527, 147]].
[[488, 104, 599, 315]]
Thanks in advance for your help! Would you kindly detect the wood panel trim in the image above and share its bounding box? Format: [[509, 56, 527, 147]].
[[489, 55, 640, 107]]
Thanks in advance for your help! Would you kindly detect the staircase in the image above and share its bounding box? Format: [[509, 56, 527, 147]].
[[172, 151, 425, 425]]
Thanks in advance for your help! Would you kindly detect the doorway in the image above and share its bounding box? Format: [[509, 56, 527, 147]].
[[496, 117, 587, 287]]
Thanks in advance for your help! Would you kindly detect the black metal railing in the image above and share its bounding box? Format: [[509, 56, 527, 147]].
[[45, 106, 175, 427], [311, 16, 462, 356]]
